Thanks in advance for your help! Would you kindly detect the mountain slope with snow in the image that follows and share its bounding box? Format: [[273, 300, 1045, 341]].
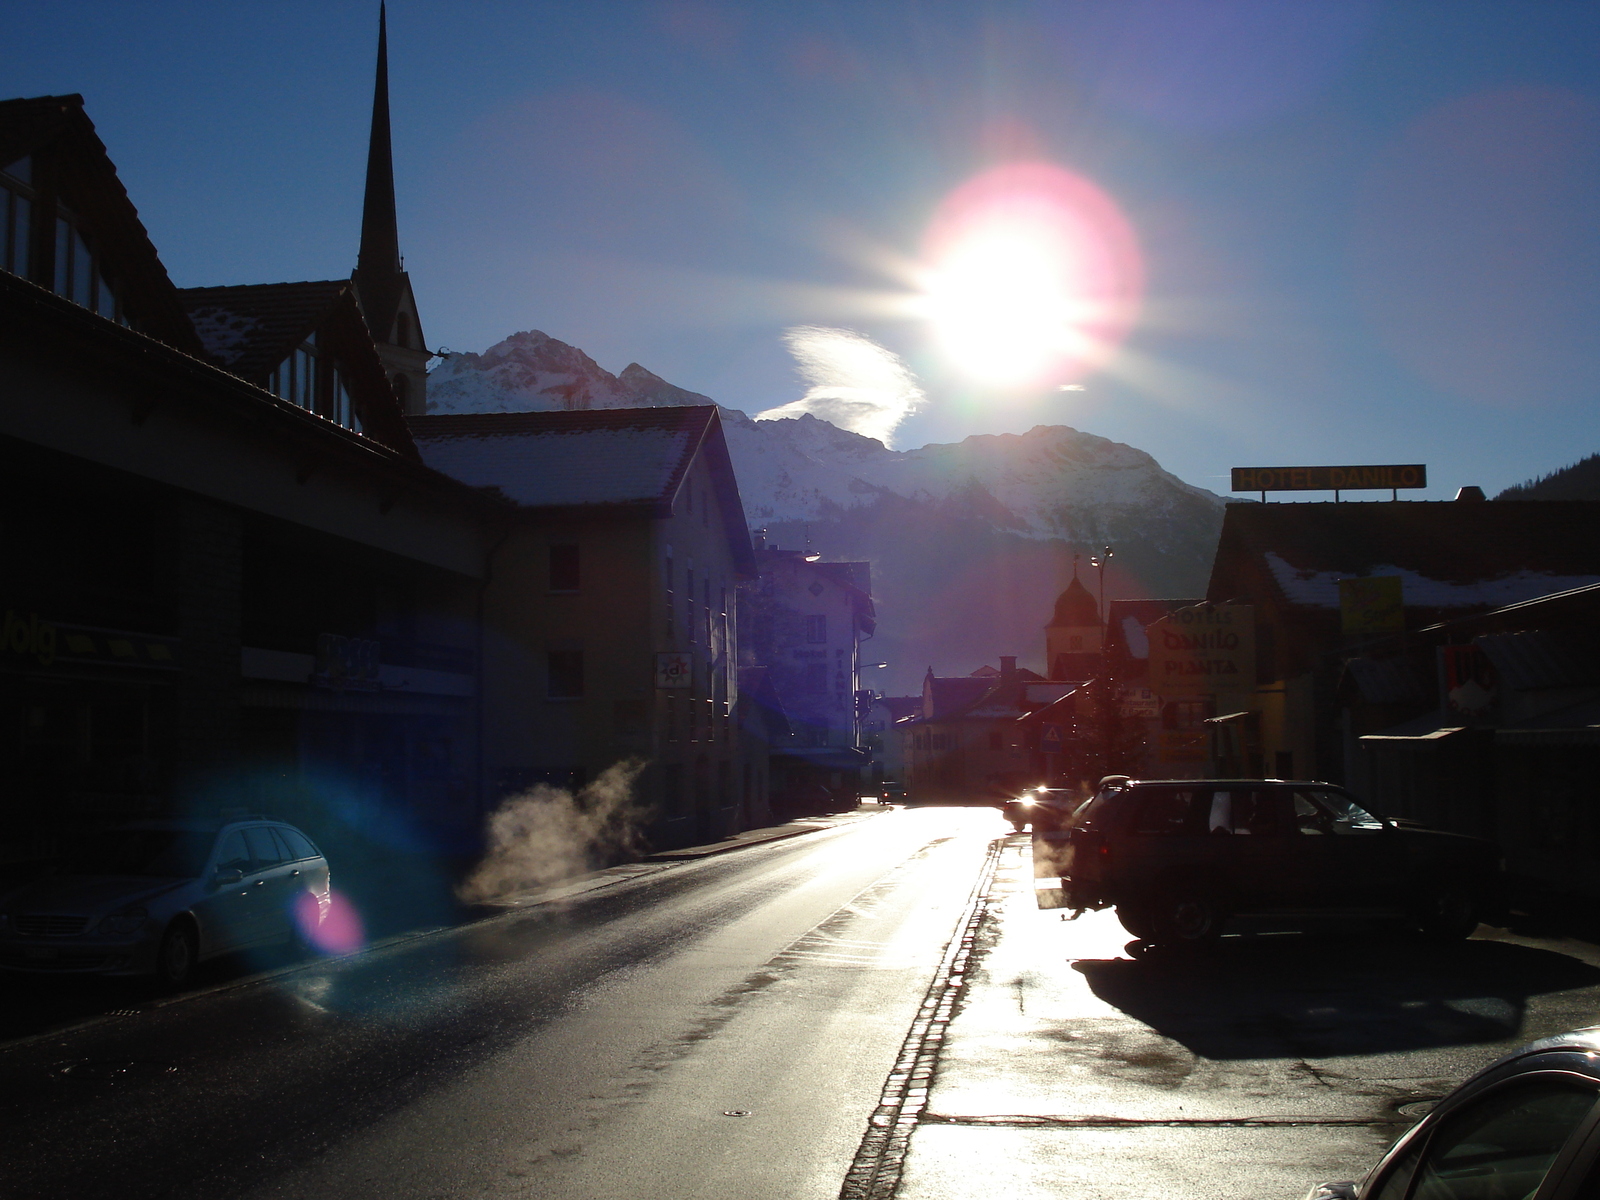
[[426, 330, 1226, 690]]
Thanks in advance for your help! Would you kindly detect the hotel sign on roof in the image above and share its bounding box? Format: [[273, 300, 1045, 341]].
[[1232, 464, 1426, 493]]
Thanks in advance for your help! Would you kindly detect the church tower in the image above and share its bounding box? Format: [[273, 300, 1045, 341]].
[[353, 3, 429, 416], [1045, 570, 1103, 680]]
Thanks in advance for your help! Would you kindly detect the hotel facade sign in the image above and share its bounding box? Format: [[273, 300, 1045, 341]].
[[1231, 464, 1427, 493]]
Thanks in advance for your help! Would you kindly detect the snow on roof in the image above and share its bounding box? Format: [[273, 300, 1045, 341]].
[[409, 407, 715, 510], [1264, 552, 1600, 611]]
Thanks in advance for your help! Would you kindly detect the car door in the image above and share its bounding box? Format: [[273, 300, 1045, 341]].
[[1288, 788, 1400, 914], [242, 825, 294, 944], [270, 825, 328, 928], [1202, 787, 1300, 912], [193, 829, 262, 952], [1364, 1077, 1599, 1200]]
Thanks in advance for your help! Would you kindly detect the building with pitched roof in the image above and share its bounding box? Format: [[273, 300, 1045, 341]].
[[0, 82, 500, 890], [1206, 497, 1600, 785], [410, 407, 767, 844]]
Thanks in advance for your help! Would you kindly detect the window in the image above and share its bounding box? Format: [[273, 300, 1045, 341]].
[[1408, 1081, 1596, 1200], [1, 156, 32, 281], [664, 553, 675, 637], [243, 826, 285, 867], [549, 544, 580, 592], [277, 827, 318, 860], [805, 615, 827, 644], [1294, 790, 1385, 836], [214, 831, 250, 875], [662, 763, 684, 816], [1207, 789, 1289, 836], [686, 567, 697, 644], [267, 331, 360, 433], [547, 650, 584, 699], [1132, 788, 1204, 836]]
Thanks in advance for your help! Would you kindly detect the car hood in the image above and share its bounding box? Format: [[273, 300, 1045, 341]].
[[4, 875, 189, 916]]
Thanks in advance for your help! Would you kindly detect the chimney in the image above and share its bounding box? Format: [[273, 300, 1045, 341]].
[[999, 655, 1017, 680], [1455, 486, 1486, 502]]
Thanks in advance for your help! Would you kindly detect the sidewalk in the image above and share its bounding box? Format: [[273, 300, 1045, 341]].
[[884, 836, 1401, 1200]]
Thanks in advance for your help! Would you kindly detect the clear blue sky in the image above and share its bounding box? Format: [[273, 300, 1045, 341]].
[[8, 1, 1600, 498]]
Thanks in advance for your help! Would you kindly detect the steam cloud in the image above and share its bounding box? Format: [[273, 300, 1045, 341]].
[[756, 326, 924, 447], [457, 759, 648, 904]]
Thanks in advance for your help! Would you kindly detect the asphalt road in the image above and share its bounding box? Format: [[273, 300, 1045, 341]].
[[9, 810, 1600, 1200], [0, 806, 1002, 1200]]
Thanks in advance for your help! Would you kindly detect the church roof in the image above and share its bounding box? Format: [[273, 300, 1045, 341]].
[[1048, 576, 1100, 628]]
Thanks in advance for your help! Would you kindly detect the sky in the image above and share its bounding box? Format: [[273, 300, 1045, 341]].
[[7, 1, 1600, 500]]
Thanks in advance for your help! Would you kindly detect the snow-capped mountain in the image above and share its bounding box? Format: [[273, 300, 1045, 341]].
[[427, 330, 1226, 691]]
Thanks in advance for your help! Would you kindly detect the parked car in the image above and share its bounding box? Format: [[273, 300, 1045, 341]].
[[1002, 787, 1082, 832], [0, 817, 331, 987], [1034, 778, 1502, 946], [1307, 1026, 1600, 1200]]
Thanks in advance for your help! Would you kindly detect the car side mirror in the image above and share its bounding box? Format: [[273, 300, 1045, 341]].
[[212, 868, 244, 889], [1306, 1183, 1357, 1200]]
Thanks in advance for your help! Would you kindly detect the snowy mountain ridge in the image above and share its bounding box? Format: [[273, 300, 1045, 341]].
[[428, 329, 1224, 546]]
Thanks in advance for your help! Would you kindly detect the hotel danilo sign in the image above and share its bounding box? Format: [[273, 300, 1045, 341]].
[[1148, 603, 1255, 697], [1232, 464, 1427, 493]]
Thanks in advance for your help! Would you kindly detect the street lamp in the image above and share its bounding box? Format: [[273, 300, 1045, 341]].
[[1089, 546, 1113, 627]]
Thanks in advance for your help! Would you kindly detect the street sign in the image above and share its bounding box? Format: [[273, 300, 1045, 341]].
[[1231, 464, 1426, 493], [1040, 723, 1063, 752]]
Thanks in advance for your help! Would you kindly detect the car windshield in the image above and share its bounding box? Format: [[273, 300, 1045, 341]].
[[1315, 791, 1386, 833], [60, 829, 215, 878]]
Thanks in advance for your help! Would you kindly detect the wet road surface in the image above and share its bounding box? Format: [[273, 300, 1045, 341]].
[[0, 806, 1004, 1200]]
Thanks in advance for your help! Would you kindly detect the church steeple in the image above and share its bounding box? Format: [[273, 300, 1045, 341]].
[[357, 3, 402, 285], [352, 3, 429, 415]]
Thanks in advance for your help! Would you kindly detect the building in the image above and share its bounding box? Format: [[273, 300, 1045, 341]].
[[408, 406, 764, 847], [863, 695, 920, 790], [1205, 497, 1600, 785], [1044, 573, 1103, 681], [0, 85, 500, 888], [901, 659, 1081, 802], [738, 543, 876, 814]]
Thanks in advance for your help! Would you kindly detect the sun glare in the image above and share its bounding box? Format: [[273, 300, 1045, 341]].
[[918, 163, 1143, 389]]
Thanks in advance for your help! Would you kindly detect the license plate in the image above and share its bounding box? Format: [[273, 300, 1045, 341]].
[[23, 947, 58, 960]]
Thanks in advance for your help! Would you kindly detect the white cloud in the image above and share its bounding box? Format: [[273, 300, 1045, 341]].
[[756, 326, 924, 447]]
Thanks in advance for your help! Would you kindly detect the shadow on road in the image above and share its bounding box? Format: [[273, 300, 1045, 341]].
[[1072, 932, 1600, 1060]]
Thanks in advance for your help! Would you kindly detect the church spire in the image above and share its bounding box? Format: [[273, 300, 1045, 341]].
[[357, 3, 401, 281]]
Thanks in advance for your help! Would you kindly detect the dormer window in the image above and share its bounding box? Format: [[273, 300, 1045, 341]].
[[48, 202, 123, 325], [267, 331, 363, 434], [1, 156, 32, 279]]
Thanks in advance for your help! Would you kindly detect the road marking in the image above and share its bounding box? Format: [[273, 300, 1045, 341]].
[[919, 1113, 1412, 1128], [838, 834, 1004, 1200]]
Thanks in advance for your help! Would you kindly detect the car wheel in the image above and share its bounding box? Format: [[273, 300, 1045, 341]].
[[1152, 887, 1224, 947], [1116, 904, 1155, 940], [1414, 885, 1479, 941], [156, 922, 197, 989]]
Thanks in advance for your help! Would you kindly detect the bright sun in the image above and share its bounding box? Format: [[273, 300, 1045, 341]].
[[918, 162, 1143, 389]]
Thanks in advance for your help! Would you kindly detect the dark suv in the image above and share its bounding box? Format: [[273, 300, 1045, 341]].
[[1032, 778, 1502, 946]]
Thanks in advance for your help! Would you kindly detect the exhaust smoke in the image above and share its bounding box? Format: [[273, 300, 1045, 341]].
[[457, 760, 648, 904]]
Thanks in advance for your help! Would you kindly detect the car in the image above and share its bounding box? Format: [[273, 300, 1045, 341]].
[[1033, 777, 1502, 947], [877, 782, 908, 805], [1307, 1026, 1600, 1200], [1002, 786, 1082, 832], [0, 816, 332, 987]]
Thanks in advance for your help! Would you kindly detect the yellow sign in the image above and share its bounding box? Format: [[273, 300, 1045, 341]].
[[1148, 603, 1255, 697], [1340, 576, 1404, 636]]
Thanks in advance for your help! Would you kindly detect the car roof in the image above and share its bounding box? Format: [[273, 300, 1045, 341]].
[[96, 816, 289, 834], [1118, 779, 1336, 788]]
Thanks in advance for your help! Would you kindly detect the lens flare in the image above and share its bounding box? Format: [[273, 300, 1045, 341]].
[[294, 888, 366, 957], [918, 162, 1143, 388]]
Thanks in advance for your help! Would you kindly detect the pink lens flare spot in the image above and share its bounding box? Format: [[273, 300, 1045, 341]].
[[293, 888, 366, 956]]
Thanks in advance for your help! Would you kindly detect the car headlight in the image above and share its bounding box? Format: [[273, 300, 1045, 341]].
[[96, 907, 149, 936]]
